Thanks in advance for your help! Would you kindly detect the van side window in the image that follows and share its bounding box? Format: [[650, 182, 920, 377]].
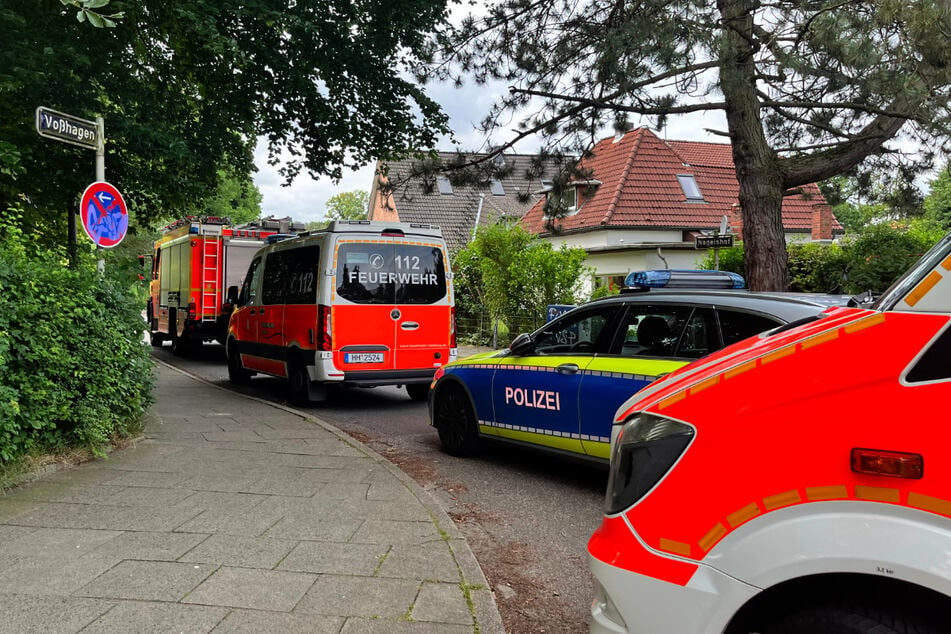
[[240, 257, 262, 305], [284, 245, 319, 304], [262, 251, 289, 305]]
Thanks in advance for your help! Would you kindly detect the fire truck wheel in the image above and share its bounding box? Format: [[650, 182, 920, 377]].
[[406, 384, 430, 401], [434, 383, 479, 456], [763, 603, 938, 634], [227, 343, 252, 384], [150, 331, 164, 347], [171, 333, 192, 356], [288, 361, 313, 405]]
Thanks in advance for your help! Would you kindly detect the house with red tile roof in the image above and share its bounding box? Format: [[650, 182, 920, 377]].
[[521, 128, 842, 291]]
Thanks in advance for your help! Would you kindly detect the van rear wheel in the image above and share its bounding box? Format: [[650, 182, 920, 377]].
[[227, 342, 252, 385], [434, 383, 479, 456], [406, 383, 429, 401], [288, 361, 313, 405]]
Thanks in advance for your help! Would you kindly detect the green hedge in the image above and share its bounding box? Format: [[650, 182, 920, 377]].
[[0, 219, 153, 462], [700, 225, 944, 295]]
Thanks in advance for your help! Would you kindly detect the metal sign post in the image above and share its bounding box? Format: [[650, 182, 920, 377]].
[[36, 107, 109, 267]]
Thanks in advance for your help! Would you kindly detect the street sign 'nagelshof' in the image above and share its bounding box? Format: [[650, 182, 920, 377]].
[[36, 106, 98, 150], [695, 235, 735, 249]]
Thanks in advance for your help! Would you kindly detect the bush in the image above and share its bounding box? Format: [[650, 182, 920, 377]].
[[787, 241, 849, 293], [0, 217, 153, 463], [841, 224, 942, 294]]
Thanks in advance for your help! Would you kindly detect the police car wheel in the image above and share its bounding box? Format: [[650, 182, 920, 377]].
[[434, 384, 479, 456], [227, 343, 252, 384], [763, 604, 937, 634]]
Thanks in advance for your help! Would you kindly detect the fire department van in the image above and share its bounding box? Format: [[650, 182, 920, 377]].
[[147, 216, 302, 354], [588, 233, 951, 633], [226, 220, 456, 403]]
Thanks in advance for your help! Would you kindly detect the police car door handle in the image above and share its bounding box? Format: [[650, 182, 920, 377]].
[[400, 322, 420, 330], [557, 363, 580, 375]]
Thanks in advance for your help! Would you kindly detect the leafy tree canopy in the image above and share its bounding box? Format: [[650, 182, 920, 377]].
[[455, 220, 589, 325], [1, 0, 450, 244], [923, 162, 951, 232], [202, 170, 263, 227], [424, 0, 951, 290], [325, 190, 370, 222]]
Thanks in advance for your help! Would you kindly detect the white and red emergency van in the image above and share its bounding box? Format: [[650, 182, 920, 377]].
[[226, 220, 456, 403], [147, 216, 302, 354], [589, 233, 951, 633]]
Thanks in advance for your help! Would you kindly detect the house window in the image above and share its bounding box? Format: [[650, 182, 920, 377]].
[[677, 174, 704, 201], [489, 179, 505, 196], [562, 186, 577, 213], [436, 177, 453, 195]]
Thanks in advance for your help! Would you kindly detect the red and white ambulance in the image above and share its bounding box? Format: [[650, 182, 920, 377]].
[[589, 233, 951, 633], [226, 220, 456, 403]]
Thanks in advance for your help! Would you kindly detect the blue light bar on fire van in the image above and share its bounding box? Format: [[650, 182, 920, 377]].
[[624, 269, 745, 289]]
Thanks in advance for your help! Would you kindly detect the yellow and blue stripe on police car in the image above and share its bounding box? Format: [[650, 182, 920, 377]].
[[446, 354, 686, 460]]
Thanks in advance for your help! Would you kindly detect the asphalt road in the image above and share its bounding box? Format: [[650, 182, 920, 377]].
[[151, 342, 607, 633]]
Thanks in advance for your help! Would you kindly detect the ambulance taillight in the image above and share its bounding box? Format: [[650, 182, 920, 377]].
[[317, 304, 332, 351], [450, 307, 457, 348], [851, 448, 924, 479], [604, 414, 695, 514]]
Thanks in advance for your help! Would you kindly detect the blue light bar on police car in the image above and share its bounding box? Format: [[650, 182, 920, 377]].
[[624, 269, 745, 289]]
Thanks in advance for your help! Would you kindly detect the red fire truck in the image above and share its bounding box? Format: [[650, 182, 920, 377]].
[[147, 216, 303, 354]]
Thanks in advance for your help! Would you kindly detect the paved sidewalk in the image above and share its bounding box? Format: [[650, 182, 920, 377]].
[[0, 361, 504, 634]]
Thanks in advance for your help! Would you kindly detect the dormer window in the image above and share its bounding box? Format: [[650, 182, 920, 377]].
[[562, 186, 577, 213], [436, 176, 453, 195], [677, 174, 704, 202]]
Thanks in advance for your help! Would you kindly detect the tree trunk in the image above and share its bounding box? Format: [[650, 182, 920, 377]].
[[716, 0, 788, 291]]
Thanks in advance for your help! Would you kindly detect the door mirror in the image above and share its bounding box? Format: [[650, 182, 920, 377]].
[[509, 332, 534, 355], [226, 285, 241, 306]]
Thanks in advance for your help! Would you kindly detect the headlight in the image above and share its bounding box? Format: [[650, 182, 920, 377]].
[[604, 414, 694, 514]]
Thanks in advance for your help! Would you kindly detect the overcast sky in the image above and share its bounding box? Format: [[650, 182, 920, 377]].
[[251, 78, 731, 225]]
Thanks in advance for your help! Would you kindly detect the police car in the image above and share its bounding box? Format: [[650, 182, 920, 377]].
[[428, 270, 850, 462], [588, 239, 951, 633]]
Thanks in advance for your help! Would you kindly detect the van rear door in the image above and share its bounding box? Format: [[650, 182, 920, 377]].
[[333, 239, 450, 373], [389, 241, 451, 370]]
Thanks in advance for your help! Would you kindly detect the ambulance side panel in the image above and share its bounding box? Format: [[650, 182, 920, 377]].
[[704, 501, 951, 600]]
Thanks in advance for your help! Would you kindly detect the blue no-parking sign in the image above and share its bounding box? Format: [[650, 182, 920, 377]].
[[80, 181, 128, 248]]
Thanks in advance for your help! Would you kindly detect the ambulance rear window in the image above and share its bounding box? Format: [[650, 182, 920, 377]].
[[336, 243, 447, 304]]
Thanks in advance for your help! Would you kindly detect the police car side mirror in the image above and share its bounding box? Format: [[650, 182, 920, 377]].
[[509, 332, 534, 356]]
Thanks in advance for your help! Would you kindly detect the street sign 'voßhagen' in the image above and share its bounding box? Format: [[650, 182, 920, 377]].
[[695, 235, 735, 249], [35, 107, 98, 150]]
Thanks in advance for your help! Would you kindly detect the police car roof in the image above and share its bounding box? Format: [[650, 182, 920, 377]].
[[584, 287, 852, 322]]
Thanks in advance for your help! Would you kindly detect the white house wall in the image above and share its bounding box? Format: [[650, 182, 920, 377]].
[[543, 230, 813, 276]]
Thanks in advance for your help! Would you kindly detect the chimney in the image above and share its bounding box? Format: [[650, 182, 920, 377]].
[[729, 203, 743, 238], [811, 203, 833, 241]]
